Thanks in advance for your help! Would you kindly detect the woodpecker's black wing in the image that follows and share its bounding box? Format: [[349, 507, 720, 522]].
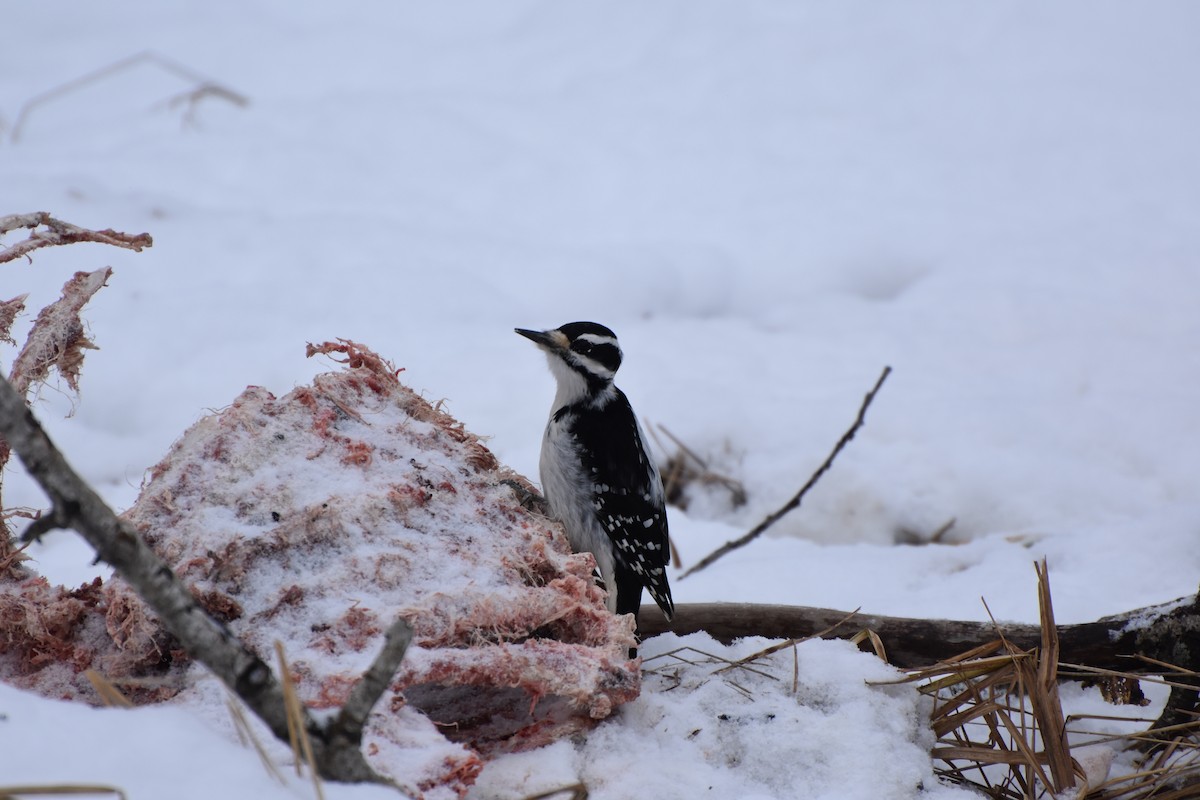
[[563, 388, 674, 620]]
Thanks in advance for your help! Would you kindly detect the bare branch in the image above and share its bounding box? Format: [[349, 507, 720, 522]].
[[0, 372, 394, 784], [0, 213, 48, 236], [680, 365, 892, 579], [1, 212, 150, 534], [0, 212, 152, 265], [9, 51, 249, 143]]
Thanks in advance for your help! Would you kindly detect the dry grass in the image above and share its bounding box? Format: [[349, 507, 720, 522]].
[[226, 693, 288, 786], [8, 52, 248, 143], [891, 561, 1200, 799], [83, 670, 133, 709], [274, 641, 325, 800], [642, 606, 868, 700], [649, 424, 746, 514]]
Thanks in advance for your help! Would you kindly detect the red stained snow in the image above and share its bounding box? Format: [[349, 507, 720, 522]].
[[341, 440, 374, 467], [0, 574, 179, 704], [313, 605, 383, 654], [2, 341, 637, 798]]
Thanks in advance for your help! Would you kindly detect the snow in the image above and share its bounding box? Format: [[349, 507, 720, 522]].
[[0, 680, 395, 800], [472, 632, 967, 800], [3, 2, 1200, 798]]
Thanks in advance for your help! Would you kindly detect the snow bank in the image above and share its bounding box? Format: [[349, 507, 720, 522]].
[[471, 631, 975, 800]]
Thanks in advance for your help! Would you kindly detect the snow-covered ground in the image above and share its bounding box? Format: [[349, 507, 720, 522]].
[[3, 3, 1199, 798]]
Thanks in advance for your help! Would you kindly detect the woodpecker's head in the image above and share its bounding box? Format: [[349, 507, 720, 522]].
[[516, 321, 622, 404]]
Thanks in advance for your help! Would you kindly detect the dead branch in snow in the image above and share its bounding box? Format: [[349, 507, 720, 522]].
[[641, 594, 1200, 674], [8, 51, 249, 143], [680, 365, 892, 578], [0, 372, 409, 786], [0, 212, 152, 264]]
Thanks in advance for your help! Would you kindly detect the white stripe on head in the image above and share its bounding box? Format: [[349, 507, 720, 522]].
[[570, 354, 615, 380], [575, 332, 618, 347]]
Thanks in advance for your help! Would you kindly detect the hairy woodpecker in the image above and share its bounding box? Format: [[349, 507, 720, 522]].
[[516, 322, 675, 632]]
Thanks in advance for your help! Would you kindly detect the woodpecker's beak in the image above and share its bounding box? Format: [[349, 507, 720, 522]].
[[515, 327, 566, 351]]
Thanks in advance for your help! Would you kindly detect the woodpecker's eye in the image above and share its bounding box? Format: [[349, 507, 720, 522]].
[[572, 341, 593, 355]]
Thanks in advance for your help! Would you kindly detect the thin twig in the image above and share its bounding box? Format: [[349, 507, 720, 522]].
[[713, 606, 861, 675], [9, 51, 249, 143], [929, 517, 957, 543], [680, 366, 891, 578], [0, 212, 152, 265], [656, 424, 710, 469]]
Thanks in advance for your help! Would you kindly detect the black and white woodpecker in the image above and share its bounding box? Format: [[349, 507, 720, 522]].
[[516, 322, 675, 634]]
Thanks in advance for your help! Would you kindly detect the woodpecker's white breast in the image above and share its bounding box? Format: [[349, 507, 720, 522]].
[[539, 404, 620, 609]]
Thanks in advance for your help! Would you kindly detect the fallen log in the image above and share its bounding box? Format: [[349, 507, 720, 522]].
[[640, 594, 1200, 672]]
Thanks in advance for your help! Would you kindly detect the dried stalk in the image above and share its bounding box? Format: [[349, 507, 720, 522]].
[[9, 51, 248, 143]]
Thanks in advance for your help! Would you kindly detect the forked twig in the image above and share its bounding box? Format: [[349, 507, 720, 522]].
[[0, 212, 152, 265], [681, 366, 891, 578], [9, 51, 249, 143]]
